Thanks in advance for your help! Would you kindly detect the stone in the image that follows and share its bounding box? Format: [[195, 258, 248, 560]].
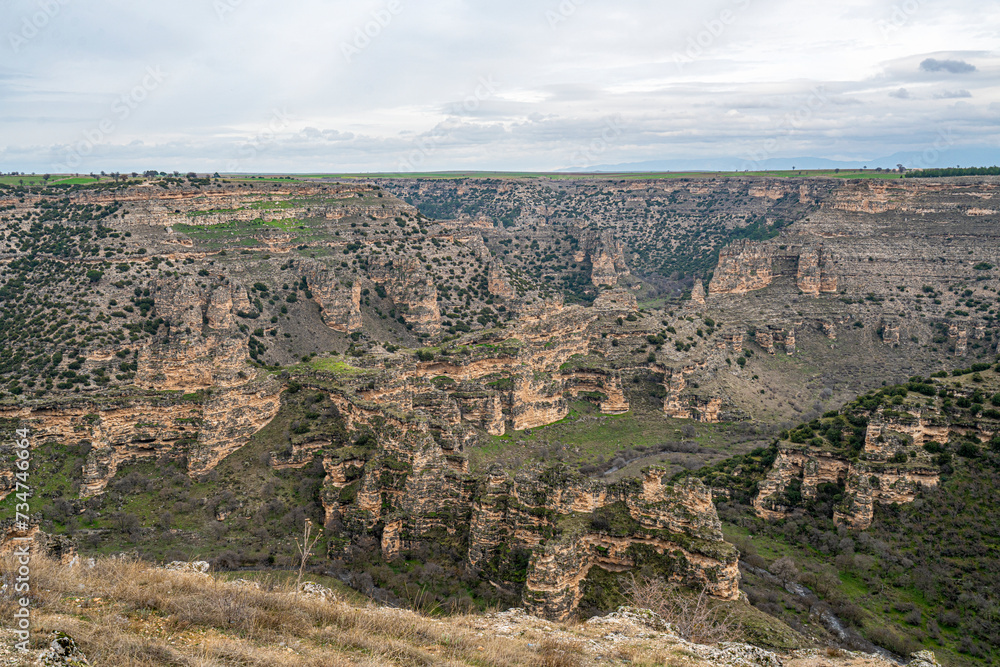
[[908, 650, 941, 667], [299, 581, 336, 600], [710, 241, 774, 295], [36, 632, 90, 667], [164, 560, 210, 574], [691, 281, 707, 305]]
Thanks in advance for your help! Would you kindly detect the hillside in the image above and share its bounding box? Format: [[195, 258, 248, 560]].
[[684, 365, 1000, 665], [0, 553, 943, 667]]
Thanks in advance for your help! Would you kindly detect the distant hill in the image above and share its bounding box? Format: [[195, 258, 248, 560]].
[[566, 148, 1000, 173]]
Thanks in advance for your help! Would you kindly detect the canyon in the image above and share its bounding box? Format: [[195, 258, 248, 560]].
[[3, 173, 1000, 623]]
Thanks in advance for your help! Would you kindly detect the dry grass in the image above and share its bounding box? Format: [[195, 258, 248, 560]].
[[2, 554, 681, 666]]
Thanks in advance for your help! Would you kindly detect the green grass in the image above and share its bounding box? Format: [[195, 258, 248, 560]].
[[469, 399, 746, 474], [0, 175, 106, 186], [302, 358, 366, 376], [172, 216, 322, 250]]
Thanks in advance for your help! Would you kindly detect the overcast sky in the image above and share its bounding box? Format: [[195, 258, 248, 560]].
[[1, 0, 998, 173]]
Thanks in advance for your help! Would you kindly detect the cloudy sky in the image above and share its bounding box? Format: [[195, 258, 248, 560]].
[[1, 0, 998, 173]]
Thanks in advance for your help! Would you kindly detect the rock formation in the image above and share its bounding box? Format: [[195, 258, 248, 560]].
[[593, 288, 638, 312], [663, 367, 723, 423], [691, 281, 707, 305], [589, 231, 630, 287], [470, 468, 739, 620], [488, 259, 516, 299], [753, 404, 959, 529], [709, 241, 775, 295], [796, 247, 838, 296]]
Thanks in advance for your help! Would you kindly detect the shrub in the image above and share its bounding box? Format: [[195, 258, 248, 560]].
[[957, 442, 979, 458], [623, 575, 741, 644], [866, 625, 920, 656]]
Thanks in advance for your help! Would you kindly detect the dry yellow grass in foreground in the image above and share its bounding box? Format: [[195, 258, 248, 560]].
[[1, 555, 906, 667]]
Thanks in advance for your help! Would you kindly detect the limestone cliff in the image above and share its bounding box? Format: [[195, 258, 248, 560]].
[[0, 377, 281, 498], [369, 255, 442, 335], [796, 247, 838, 296], [300, 259, 363, 334], [750, 386, 998, 529], [488, 259, 516, 299], [589, 231, 630, 287], [468, 468, 739, 621], [663, 367, 722, 423], [709, 241, 774, 295]]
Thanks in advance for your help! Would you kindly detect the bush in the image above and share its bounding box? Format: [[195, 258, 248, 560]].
[[866, 625, 920, 656], [957, 442, 980, 458], [624, 575, 741, 644]]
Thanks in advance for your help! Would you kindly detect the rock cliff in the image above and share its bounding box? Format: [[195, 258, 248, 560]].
[[469, 467, 738, 620], [751, 375, 998, 528]]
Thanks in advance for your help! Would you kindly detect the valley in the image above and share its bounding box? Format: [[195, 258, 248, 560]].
[[2, 172, 1000, 664]]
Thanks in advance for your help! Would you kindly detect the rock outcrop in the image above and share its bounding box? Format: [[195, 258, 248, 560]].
[[593, 288, 638, 312], [470, 468, 739, 620], [369, 255, 442, 335], [0, 378, 281, 498], [691, 281, 707, 305], [796, 247, 838, 296], [300, 260, 363, 333], [754, 406, 956, 529], [488, 259, 516, 299], [590, 231, 630, 287], [709, 241, 774, 295], [663, 367, 722, 423]]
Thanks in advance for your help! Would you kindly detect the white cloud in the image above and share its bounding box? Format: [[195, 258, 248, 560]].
[[0, 0, 998, 172]]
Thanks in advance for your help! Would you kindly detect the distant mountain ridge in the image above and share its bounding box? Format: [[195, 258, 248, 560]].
[[564, 148, 1000, 173]]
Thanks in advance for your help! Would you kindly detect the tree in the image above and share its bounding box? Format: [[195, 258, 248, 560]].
[[294, 519, 322, 596], [771, 555, 799, 583], [624, 575, 741, 644]]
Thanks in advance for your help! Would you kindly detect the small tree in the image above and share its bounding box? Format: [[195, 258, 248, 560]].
[[294, 519, 322, 596], [771, 555, 799, 583], [623, 575, 741, 644]]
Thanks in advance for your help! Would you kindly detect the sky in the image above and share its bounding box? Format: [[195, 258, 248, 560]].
[[1, 0, 999, 173]]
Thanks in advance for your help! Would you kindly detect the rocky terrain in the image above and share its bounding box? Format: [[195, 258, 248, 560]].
[[2, 173, 1000, 662]]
